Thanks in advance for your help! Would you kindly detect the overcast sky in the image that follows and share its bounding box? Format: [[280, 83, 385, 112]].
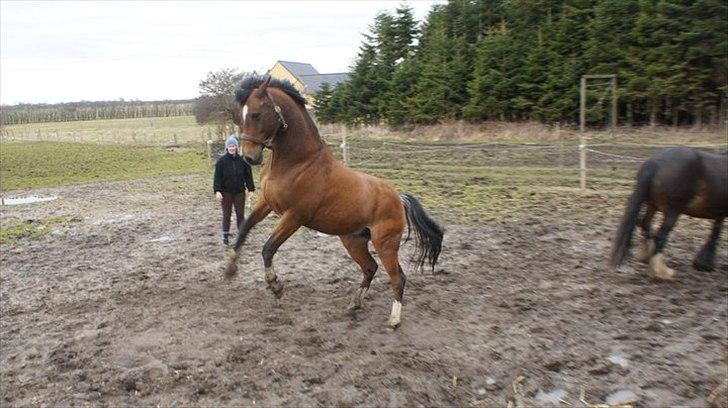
[[0, 0, 443, 105]]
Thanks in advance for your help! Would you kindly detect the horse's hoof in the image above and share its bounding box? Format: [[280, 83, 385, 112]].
[[224, 262, 238, 279], [346, 300, 361, 314], [387, 300, 402, 329], [269, 281, 284, 299], [693, 261, 715, 272], [647, 254, 676, 281], [344, 307, 358, 318]]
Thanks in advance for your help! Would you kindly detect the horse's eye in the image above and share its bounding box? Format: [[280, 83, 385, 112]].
[[251, 113, 261, 119]]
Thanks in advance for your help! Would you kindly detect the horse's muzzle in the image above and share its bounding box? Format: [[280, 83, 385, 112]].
[[244, 155, 262, 165]]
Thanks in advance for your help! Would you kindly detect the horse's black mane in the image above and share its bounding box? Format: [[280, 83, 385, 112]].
[[234, 74, 307, 107]]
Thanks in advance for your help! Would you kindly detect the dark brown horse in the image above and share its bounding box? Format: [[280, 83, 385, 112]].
[[610, 147, 727, 279], [225, 75, 444, 328]]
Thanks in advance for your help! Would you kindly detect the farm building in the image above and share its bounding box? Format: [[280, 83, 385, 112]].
[[268, 60, 349, 105]]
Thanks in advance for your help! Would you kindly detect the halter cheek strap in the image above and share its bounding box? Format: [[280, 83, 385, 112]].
[[239, 92, 288, 149]]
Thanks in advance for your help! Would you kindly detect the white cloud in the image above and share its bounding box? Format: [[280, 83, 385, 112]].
[[0, 0, 443, 104]]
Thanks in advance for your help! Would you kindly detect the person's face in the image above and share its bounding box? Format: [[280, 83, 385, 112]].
[[227, 144, 238, 155]]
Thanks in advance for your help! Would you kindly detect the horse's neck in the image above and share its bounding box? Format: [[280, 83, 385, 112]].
[[271, 106, 331, 169]]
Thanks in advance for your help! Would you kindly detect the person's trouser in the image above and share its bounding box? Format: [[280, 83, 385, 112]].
[[221, 192, 245, 237]]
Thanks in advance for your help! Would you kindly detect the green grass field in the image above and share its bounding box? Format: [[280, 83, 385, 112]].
[[0, 141, 209, 191]]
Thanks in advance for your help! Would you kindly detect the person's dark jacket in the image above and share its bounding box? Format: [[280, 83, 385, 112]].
[[213, 153, 255, 194]]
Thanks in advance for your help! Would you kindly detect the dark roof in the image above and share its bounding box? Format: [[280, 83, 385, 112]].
[[277, 61, 319, 79], [298, 73, 350, 94]]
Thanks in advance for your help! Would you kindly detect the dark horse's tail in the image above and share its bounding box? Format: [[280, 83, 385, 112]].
[[610, 160, 657, 268], [400, 193, 444, 272]]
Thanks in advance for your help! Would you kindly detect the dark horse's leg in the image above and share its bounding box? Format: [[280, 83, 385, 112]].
[[260, 211, 302, 298], [636, 204, 657, 263], [226, 201, 272, 278], [693, 218, 724, 271], [371, 225, 406, 328], [340, 233, 378, 314], [647, 211, 680, 281]]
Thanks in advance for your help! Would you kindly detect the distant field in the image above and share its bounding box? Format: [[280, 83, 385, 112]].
[[0, 141, 209, 191], [1, 116, 220, 146], [2, 116, 725, 221]]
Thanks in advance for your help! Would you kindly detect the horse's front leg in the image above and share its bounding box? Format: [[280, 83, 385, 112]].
[[693, 218, 723, 271], [261, 211, 302, 298], [225, 200, 272, 279]]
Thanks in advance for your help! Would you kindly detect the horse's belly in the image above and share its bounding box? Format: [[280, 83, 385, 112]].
[[304, 219, 365, 236]]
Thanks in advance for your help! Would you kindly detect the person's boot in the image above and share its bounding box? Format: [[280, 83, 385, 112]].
[[223, 233, 230, 246]]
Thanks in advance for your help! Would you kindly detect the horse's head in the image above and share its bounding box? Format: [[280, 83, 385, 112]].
[[235, 76, 288, 165]]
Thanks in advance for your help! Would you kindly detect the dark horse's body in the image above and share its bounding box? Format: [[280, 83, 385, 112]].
[[225, 75, 444, 327], [611, 147, 727, 279]]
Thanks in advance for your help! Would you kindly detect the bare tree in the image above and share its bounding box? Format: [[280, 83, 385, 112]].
[[194, 68, 249, 139]]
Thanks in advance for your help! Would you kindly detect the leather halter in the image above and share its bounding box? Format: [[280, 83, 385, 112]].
[[238, 91, 288, 149]]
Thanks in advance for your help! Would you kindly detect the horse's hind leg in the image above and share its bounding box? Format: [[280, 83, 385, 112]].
[[693, 218, 723, 271], [340, 233, 378, 314], [371, 227, 406, 328], [647, 211, 680, 281], [636, 204, 657, 263]]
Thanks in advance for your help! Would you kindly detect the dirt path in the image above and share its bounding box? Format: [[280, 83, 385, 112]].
[[1, 175, 726, 407]]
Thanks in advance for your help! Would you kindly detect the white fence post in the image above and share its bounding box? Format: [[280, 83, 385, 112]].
[[579, 135, 587, 191], [340, 134, 348, 165], [206, 139, 213, 164]]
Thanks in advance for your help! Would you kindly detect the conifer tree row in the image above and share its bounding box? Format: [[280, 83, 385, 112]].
[[314, 0, 727, 128]]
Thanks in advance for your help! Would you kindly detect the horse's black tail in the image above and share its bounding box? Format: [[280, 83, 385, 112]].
[[400, 193, 444, 272], [610, 161, 657, 268]]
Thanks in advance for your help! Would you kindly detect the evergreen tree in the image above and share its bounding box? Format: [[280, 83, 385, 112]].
[[312, 82, 335, 124]]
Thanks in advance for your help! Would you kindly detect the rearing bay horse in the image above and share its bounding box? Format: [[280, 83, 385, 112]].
[[225, 75, 444, 328], [610, 147, 727, 280]]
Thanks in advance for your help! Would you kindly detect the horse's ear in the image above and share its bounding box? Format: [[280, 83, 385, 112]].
[[259, 75, 272, 93]]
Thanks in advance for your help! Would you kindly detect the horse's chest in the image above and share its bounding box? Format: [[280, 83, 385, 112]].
[[261, 178, 308, 214]]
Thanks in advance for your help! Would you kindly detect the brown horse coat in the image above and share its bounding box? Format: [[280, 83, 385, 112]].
[[225, 75, 443, 327]]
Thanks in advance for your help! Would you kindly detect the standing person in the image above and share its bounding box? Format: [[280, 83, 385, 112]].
[[214, 135, 255, 245]]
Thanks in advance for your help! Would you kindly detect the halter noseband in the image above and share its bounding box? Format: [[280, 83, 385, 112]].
[[239, 92, 288, 149]]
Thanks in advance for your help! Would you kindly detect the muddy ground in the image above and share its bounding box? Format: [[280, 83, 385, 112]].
[[1, 174, 726, 407]]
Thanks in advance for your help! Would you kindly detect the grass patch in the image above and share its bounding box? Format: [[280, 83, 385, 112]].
[[0, 141, 209, 190], [0, 216, 76, 244]]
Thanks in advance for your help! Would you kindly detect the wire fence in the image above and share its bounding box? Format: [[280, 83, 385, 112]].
[[315, 134, 727, 192]]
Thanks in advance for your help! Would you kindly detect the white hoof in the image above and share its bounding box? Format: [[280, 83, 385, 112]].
[[647, 254, 676, 281], [387, 300, 402, 328]]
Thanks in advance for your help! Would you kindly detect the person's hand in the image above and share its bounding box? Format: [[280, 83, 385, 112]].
[[215, 191, 223, 202]]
